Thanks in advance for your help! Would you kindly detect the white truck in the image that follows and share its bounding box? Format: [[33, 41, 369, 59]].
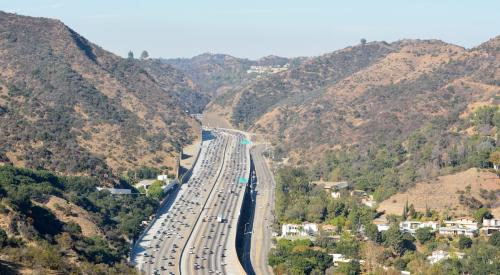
[[217, 214, 224, 223]]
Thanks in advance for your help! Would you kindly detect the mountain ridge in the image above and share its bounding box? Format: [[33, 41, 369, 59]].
[[0, 11, 203, 181]]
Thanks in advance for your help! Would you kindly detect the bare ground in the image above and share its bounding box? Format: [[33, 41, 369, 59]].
[[378, 168, 500, 217]]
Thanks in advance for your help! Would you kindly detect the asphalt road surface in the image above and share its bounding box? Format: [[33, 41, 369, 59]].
[[181, 129, 249, 275], [249, 145, 275, 275], [131, 128, 250, 275]]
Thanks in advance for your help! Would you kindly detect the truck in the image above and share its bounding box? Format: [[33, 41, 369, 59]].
[[217, 214, 224, 223]]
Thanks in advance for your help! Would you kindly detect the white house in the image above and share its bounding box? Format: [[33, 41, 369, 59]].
[[427, 250, 464, 265], [281, 223, 318, 238], [157, 174, 170, 183], [399, 221, 439, 234], [439, 217, 478, 237], [377, 224, 390, 232], [481, 218, 500, 235], [444, 217, 477, 229], [330, 254, 351, 266]]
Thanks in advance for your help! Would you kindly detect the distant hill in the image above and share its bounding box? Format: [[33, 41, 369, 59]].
[[161, 53, 295, 96], [210, 37, 499, 163], [0, 11, 205, 181]]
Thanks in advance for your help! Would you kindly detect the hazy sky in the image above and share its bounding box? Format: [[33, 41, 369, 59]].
[[1, 0, 499, 59]]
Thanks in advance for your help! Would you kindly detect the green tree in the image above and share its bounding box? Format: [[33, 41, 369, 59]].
[[489, 231, 500, 247], [147, 180, 164, 200], [415, 227, 434, 244], [364, 222, 382, 243], [337, 260, 361, 275], [458, 235, 472, 249], [336, 233, 360, 258], [384, 223, 406, 256], [140, 50, 149, 60], [127, 50, 134, 59], [473, 208, 492, 223], [463, 242, 499, 274]]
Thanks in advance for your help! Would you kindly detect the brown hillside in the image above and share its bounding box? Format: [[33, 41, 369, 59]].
[[378, 168, 500, 217], [219, 38, 499, 166], [0, 12, 202, 181]]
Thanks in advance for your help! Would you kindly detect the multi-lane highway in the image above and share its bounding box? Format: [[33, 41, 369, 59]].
[[130, 128, 250, 275], [181, 130, 249, 274]]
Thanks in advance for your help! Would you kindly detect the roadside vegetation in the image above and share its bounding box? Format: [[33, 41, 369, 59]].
[[268, 106, 500, 274], [0, 165, 158, 273]]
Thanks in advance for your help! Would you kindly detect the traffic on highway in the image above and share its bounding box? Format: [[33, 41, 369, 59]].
[[130, 128, 250, 275]]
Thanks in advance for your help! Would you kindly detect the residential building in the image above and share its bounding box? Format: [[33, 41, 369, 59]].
[[135, 179, 155, 190], [439, 226, 477, 237], [361, 195, 376, 207], [377, 224, 390, 232], [157, 174, 170, 183], [439, 217, 478, 237], [481, 218, 500, 235], [427, 250, 465, 265], [444, 217, 477, 229], [281, 222, 318, 238], [399, 221, 439, 234], [330, 254, 351, 266]]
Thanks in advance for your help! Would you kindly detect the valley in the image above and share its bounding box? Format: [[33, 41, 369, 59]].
[[0, 7, 499, 275]]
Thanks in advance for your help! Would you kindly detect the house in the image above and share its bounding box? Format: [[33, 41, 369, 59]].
[[427, 250, 464, 264], [439, 217, 478, 237], [281, 223, 318, 238], [330, 254, 351, 266], [481, 218, 500, 235], [399, 221, 438, 234], [350, 190, 368, 197], [444, 217, 477, 229], [157, 174, 170, 183], [361, 195, 376, 207], [377, 224, 390, 232], [439, 226, 477, 237], [135, 179, 155, 190]]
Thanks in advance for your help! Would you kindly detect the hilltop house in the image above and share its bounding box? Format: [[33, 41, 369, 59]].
[[439, 217, 478, 237], [399, 221, 439, 234], [281, 222, 319, 238], [481, 218, 500, 235]]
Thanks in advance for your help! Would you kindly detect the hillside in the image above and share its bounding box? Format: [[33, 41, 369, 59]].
[[378, 168, 500, 217], [162, 53, 293, 96], [213, 39, 498, 157], [0, 11, 203, 181], [0, 165, 155, 273]]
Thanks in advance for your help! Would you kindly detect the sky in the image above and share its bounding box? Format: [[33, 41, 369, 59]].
[[1, 0, 499, 59]]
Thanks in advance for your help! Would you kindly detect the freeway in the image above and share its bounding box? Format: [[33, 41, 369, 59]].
[[131, 128, 250, 275], [249, 145, 276, 275], [131, 129, 229, 275], [181, 130, 249, 274]]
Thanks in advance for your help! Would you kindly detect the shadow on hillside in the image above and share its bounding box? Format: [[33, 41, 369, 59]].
[[0, 259, 23, 275]]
